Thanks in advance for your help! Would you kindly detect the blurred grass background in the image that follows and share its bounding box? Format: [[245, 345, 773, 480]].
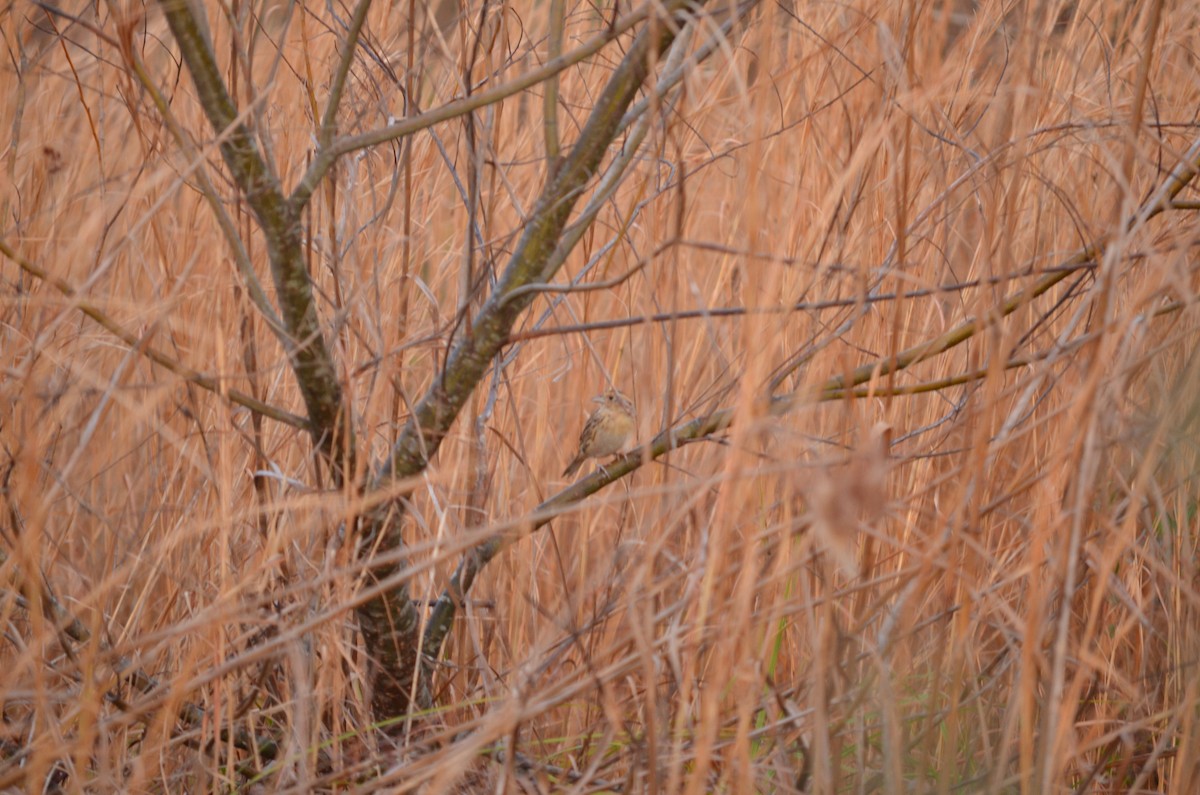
[[3, 0, 1200, 790]]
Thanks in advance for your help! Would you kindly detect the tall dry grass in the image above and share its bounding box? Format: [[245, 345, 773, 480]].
[[2, 0, 1200, 791]]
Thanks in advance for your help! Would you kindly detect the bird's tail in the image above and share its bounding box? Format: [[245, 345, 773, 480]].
[[563, 455, 585, 477]]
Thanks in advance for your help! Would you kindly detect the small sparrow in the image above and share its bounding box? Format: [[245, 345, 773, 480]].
[[562, 389, 635, 477]]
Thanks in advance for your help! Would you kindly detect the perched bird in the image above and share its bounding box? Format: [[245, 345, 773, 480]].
[[562, 389, 635, 477]]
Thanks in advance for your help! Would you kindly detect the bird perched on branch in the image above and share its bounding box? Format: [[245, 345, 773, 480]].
[[563, 389, 635, 477]]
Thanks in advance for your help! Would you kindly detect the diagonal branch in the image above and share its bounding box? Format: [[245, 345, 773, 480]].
[[158, 0, 351, 475], [122, 36, 291, 347], [369, 5, 697, 492], [319, 0, 373, 149], [0, 238, 310, 430], [814, 135, 1200, 400], [353, 0, 708, 723], [421, 131, 1200, 653], [287, 1, 658, 212], [542, 0, 565, 168]]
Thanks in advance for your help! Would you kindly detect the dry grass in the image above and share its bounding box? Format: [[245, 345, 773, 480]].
[[3, 0, 1200, 791]]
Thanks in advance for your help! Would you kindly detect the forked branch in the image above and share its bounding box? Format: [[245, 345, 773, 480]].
[[354, 0, 711, 724]]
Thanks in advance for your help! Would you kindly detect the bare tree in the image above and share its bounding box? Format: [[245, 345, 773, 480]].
[[150, 0, 748, 725], [5, 0, 1200, 790]]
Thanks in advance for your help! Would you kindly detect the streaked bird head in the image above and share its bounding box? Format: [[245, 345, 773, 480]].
[[594, 388, 634, 415]]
